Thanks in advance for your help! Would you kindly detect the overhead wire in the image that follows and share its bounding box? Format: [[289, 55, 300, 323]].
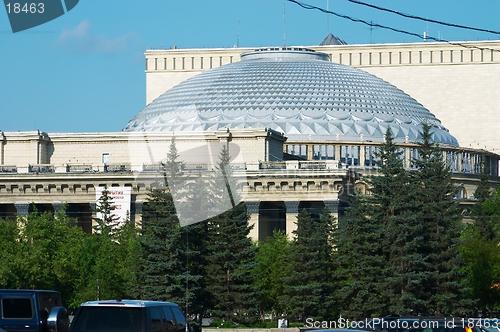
[[286, 0, 500, 53], [347, 0, 500, 36]]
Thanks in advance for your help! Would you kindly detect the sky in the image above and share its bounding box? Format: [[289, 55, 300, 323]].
[[1, 0, 499, 133]]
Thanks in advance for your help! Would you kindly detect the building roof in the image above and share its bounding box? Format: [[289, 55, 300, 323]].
[[319, 33, 347, 46], [124, 48, 458, 146]]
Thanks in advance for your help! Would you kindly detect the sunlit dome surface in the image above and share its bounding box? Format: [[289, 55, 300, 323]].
[[124, 48, 458, 146]]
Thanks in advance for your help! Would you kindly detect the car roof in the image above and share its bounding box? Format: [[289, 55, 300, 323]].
[[80, 299, 179, 308], [0, 289, 60, 295]]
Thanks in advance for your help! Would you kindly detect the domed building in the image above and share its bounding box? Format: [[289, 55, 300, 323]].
[[125, 48, 457, 146], [0, 46, 498, 241]]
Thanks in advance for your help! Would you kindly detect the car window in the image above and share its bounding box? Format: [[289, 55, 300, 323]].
[[36, 292, 61, 321], [171, 306, 187, 332], [1, 298, 34, 319], [149, 307, 163, 332], [70, 307, 142, 332], [161, 306, 177, 332]]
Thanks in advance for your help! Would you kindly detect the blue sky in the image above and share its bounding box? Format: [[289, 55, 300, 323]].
[[1, 0, 499, 133]]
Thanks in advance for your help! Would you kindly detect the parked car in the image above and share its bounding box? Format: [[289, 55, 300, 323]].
[[469, 318, 500, 332], [68, 299, 190, 332], [0, 289, 69, 332]]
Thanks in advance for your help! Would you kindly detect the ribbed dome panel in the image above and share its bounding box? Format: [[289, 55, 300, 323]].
[[124, 49, 458, 146]]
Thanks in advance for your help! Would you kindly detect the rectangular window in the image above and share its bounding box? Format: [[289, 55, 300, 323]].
[[1, 298, 34, 319], [102, 153, 109, 165], [149, 307, 163, 332], [171, 306, 187, 332], [161, 307, 176, 332]]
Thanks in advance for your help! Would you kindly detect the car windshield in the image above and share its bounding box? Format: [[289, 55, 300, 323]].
[[70, 307, 143, 332]]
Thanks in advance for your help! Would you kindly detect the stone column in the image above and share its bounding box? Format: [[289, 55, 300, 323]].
[[307, 144, 313, 160], [335, 145, 341, 164], [284, 201, 299, 238], [14, 202, 30, 216], [89, 202, 97, 231], [324, 200, 340, 221], [245, 201, 260, 242], [132, 201, 144, 226], [359, 145, 366, 167], [0, 132, 4, 164], [405, 147, 411, 169]]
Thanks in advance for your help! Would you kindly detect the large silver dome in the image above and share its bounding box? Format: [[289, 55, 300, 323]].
[[124, 48, 458, 146]]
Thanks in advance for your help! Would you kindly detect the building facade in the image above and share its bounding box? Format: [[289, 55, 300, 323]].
[[1, 43, 500, 242]]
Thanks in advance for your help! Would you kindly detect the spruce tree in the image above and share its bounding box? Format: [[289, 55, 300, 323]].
[[204, 144, 258, 324], [135, 137, 189, 305], [338, 127, 428, 317], [90, 187, 137, 300], [281, 207, 338, 322], [413, 122, 471, 316], [94, 185, 121, 234], [337, 191, 387, 319]]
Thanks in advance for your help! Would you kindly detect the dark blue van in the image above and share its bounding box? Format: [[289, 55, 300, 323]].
[[0, 289, 68, 332]]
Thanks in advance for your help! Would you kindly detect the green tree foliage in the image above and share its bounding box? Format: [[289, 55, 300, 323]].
[[0, 217, 19, 287], [368, 128, 426, 315], [135, 136, 206, 324], [338, 127, 413, 318], [337, 192, 389, 319], [135, 136, 186, 302], [72, 187, 139, 304], [462, 186, 500, 313], [253, 230, 291, 320], [280, 207, 338, 322], [136, 188, 185, 301], [204, 144, 258, 324], [338, 125, 468, 317], [461, 225, 500, 313], [412, 122, 470, 316], [0, 207, 89, 310]]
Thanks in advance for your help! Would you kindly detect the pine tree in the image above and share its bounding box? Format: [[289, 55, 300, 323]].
[[204, 144, 258, 324], [413, 122, 471, 316], [338, 127, 428, 317], [134, 137, 186, 303], [89, 187, 138, 300], [135, 136, 207, 327], [281, 207, 338, 322], [94, 185, 121, 235]]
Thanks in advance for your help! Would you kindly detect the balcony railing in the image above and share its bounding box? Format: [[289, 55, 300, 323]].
[[260, 161, 286, 170], [105, 164, 131, 172], [67, 164, 93, 173], [0, 165, 17, 173], [29, 165, 54, 173]]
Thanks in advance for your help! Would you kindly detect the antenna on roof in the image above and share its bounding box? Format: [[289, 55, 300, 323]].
[[326, 0, 329, 34], [283, 0, 286, 46]]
